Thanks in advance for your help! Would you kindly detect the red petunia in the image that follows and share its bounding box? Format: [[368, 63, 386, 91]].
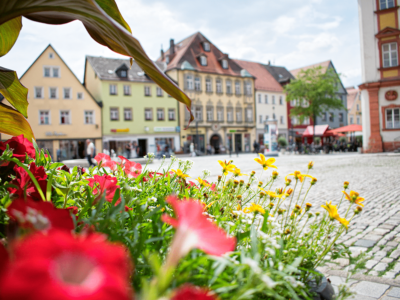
[[172, 284, 217, 300], [162, 196, 236, 268], [87, 174, 120, 204], [210, 183, 216, 192], [7, 198, 74, 232], [0, 134, 35, 165], [0, 230, 132, 300], [118, 156, 142, 178], [8, 163, 47, 201], [94, 153, 117, 171]]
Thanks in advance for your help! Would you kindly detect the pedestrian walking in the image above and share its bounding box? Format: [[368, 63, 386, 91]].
[[190, 142, 196, 157], [86, 139, 95, 167], [125, 143, 131, 159]]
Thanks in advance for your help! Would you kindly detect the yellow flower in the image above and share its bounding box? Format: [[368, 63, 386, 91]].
[[308, 161, 314, 169], [232, 168, 248, 177], [285, 171, 302, 182], [321, 201, 349, 229], [197, 177, 210, 187], [286, 188, 293, 195], [254, 154, 277, 170], [243, 203, 265, 214], [299, 174, 314, 183], [206, 201, 215, 209], [258, 187, 287, 198], [237, 204, 242, 210], [171, 169, 190, 179], [218, 160, 236, 175], [342, 190, 365, 207], [272, 171, 279, 179]]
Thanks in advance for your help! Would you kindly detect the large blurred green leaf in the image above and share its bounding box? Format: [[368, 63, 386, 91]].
[[0, 0, 194, 125], [0, 67, 28, 118], [0, 103, 34, 141], [0, 17, 22, 57]]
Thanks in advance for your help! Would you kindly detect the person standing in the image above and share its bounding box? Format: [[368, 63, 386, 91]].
[[86, 139, 95, 167], [190, 142, 195, 157], [125, 143, 131, 159]]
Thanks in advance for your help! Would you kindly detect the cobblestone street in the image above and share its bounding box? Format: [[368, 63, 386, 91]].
[[150, 152, 400, 298]]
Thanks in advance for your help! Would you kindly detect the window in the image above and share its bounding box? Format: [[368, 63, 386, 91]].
[[206, 78, 212, 92], [195, 106, 202, 121], [63, 88, 71, 99], [279, 96, 283, 105], [156, 87, 163, 97], [235, 81, 241, 95], [383, 43, 398, 67], [49, 53, 54, 59], [246, 108, 253, 122], [203, 42, 210, 51], [380, 0, 395, 10], [258, 94, 261, 103], [168, 108, 175, 121], [200, 56, 207, 66], [77, 92, 83, 100], [110, 108, 119, 121], [110, 84, 117, 95], [291, 117, 297, 125], [217, 107, 224, 121], [227, 108, 234, 122], [290, 99, 298, 106], [60, 110, 70, 124], [339, 113, 344, 122], [350, 116, 354, 124], [49, 87, 57, 99], [266, 115, 269, 121], [357, 116, 360, 125], [265, 95, 268, 104], [280, 116, 284, 124], [144, 86, 151, 96], [206, 107, 214, 121], [272, 96, 275, 104], [44, 67, 51, 77], [39, 111, 50, 125], [35, 87, 43, 99], [44, 66, 59, 78], [329, 112, 334, 122], [124, 108, 132, 121], [84, 111, 94, 124], [226, 80, 232, 94], [166, 56, 170, 64], [120, 70, 127, 78], [123, 85, 131, 96], [272, 113, 276, 120], [222, 59, 228, 69], [244, 81, 251, 95], [322, 113, 327, 122], [303, 118, 310, 125], [236, 108, 242, 122], [195, 77, 201, 91], [259, 115, 263, 124], [186, 75, 193, 90], [357, 104, 359, 111], [216, 79, 222, 93], [386, 108, 400, 128], [157, 108, 165, 121], [145, 108, 153, 121], [52, 67, 59, 78]]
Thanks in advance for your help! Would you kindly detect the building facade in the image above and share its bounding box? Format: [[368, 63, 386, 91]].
[[157, 32, 256, 153], [346, 87, 363, 126], [358, 0, 400, 152], [84, 56, 180, 157], [234, 60, 289, 145], [1, 45, 102, 160]]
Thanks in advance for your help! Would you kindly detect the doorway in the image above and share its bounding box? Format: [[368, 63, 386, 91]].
[[138, 139, 147, 157], [210, 134, 221, 154], [234, 133, 242, 153]]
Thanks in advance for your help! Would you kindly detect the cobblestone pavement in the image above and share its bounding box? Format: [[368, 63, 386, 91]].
[[150, 152, 400, 290]]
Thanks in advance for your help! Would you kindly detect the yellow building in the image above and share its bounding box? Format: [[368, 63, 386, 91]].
[[158, 32, 256, 153], [346, 87, 362, 126], [1, 45, 102, 160]]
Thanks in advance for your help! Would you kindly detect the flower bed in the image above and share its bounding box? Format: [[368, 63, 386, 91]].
[[0, 135, 365, 300]]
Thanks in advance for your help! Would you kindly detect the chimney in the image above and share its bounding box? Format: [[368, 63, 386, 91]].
[[170, 39, 175, 55], [268, 60, 271, 65], [161, 47, 164, 60]]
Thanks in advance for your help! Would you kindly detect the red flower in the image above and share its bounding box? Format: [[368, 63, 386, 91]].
[[8, 163, 47, 201], [210, 183, 216, 192], [148, 172, 163, 179], [187, 181, 199, 189], [7, 198, 74, 232], [118, 156, 142, 178], [0, 135, 35, 165], [87, 175, 120, 204], [172, 285, 217, 300], [94, 153, 117, 171], [162, 196, 235, 267], [0, 230, 132, 300]]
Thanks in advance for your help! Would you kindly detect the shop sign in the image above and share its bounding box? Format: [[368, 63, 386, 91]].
[[154, 127, 175, 132], [229, 130, 237, 133], [111, 128, 129, 133], [45, 131, 67, 136]]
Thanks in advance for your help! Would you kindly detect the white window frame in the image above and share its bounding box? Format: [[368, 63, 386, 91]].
[[226, 80, 232, 94], [110, 84, 117, 95], [222, 59, 228, 69], [194, 106, 202, 121], [382, 42, 398, 68], [84, 110, 95, 124], [236, 108, 242, 122], [258, 94, 261, 103], [265, 95, 268, 104], [245, 81, 251, 95], [120, 70, 127, 78], [216, 79, 222, 93], [110, 107, 119, 121], [227, 108, 233, 122], [49, 87, 58, 99], [194, 77, 201, 91], [206, 107, 213, 121], [280, 116, 284, 124], [380, 0, 395, 10], [259, 115, 263, 124], [235, 81, 241, 95], [186, 75, 193, 90], [123, 85, 131, 96], [203, 42, 210, 51], [49, 53, 54, 59], [206, 78, 212, 92], [357, 116, 360, 125], [39, 110, 50, 125], [34, 87, 44, 99], [145, 108, 153, 121], [339, 113, 344, 122], [168, 108, 175, 121], [246, 108, 253, 122], [77, 92, 84, 100], [63, 87, 72, 99], [200, 56, 207, 66], [156, 87, 163, 97], [279, 96, 283, 105], [43, 67, 51, 78], [144, 86, 151, 96], [386, 108, 400, 128], [329, 112, 334, 122], [157, 108, 165, 121], [217, 107, 223, 121], [59, 110, 71, 125], [43, 66, 60, 78], [124, 108, 132, 121], [272, 95, 275, 104], [350, 116, 354, 124], [52, 67, 60, 78]]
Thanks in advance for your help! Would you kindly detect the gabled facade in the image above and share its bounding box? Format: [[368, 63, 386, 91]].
[[358, 0, 400, 152], [234, 60, 289, 145], [1, 45, 102, 160], [84, 56, 180, 157], [346, 87, 362, 126], [158, 32, 256, 153]]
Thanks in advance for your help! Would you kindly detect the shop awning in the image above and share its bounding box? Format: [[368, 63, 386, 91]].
[[302, 125, 334, 137], [330, 124, 362, 133]]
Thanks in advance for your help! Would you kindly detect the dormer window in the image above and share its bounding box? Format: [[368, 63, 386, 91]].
[[222, 59, 228, 69], [200, 56, 207, 66], [116, 64, 129, 78], [166, 55, 170, 64], [203, 42, 210, 52], [120, 70, 127, 77], [380, 0, 395, 10]]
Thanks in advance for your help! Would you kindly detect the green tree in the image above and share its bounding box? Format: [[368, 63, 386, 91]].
[[285, 66, 345, 142]]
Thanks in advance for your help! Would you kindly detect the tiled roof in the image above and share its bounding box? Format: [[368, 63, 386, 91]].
[[86, 56, 166, 82], [346, 87, 359, 110], [157, 32, 245, 77], [263, 65, 295, 84], [233, 59, 283, 92], [290, 60, 331, 78]]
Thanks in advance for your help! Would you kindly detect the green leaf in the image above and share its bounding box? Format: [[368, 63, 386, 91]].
[[0, 67, 28, 117], [0, 0, 194, 125], [0, 17, 22, 57], [0, 103, 34, 141]]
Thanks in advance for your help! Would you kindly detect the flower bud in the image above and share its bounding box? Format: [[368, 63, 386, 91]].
[[272, 171, 278, 179], [259, 192, 266, 198], [286, 188, 293, 195], [344, 181, 349, 189], [285, 179, 292, 186], [278, 208, 285, 215], [236, 195, 242, 200], [203, 193, 208, 199], [355, 206, 363, 214], [295, 204, 301, 210], [218, 175, 222, 182], [268, 202, 275, 209], [284, 228, 291, 235], [239, 179, 244, 186], [315, 211, 320, 216], [305, 203, 312, 211], [308, 212, 313, 218], [311, 178, 317, 185], [234, 180, 239, 186], [250, 171, 256, 177], [308, 161, 314, 170], [246, 183, 251, 189], [258, 181, 263, 187]]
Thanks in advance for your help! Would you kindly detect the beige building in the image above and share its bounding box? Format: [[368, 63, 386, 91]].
[[346, 87, 362, 126], [157, 32, 256, 153], [1, 45, 102, 160]]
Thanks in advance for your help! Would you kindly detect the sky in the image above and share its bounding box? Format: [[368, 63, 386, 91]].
[[0, 0, 361, 88]]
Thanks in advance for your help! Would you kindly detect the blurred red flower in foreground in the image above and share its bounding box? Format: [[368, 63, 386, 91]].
[[8, 163, 47, 201], [87, 174, 120, 204], [0, 134, 35, 165], [118, 156, 142, 178], [172, 284, 217, 300], [162, 196, 236, 268], [0, 231, 132, 300], [7, 198, 74, 232], [94, 153, 117, 171]]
